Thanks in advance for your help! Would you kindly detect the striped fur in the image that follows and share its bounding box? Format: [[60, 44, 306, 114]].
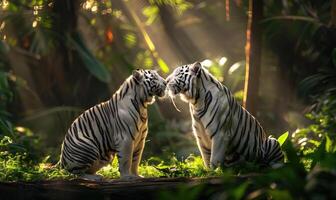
[[59, 69, 166, 179], [166, 62, 284, 168]]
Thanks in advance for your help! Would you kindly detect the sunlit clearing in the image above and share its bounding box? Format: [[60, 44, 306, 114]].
[[218, 57, 227, 66], [228, 62, 241, 74], [201, 59, 213, 68]]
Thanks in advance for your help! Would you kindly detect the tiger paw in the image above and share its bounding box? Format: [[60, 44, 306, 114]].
[[80, 174, 104, 182], [132, 174, 144, 179], [120, 174, 143, 181]]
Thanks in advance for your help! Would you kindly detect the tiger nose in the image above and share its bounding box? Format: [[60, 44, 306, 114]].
[[167, 82, 176, 90]]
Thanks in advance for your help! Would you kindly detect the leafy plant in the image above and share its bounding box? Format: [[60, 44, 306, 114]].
[[98, 154, 223, 179], [277, 131, 289, 146], [0, 151, 75, 182], [143, 0, 192, 25]]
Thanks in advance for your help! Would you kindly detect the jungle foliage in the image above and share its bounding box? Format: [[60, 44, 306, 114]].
[[0, 0, 336, 199]]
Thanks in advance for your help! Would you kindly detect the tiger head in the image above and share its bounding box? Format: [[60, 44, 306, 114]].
[[166, 62, 202, 102], [132, 69, 167, 103]]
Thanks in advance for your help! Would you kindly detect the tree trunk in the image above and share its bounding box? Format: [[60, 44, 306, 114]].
[[243, 0, 263, 116], [332, 0, 336, 26]]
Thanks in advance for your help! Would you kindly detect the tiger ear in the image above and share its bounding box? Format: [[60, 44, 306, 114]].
[[190, 62, 202, 76], [133, 69, 143, 83]]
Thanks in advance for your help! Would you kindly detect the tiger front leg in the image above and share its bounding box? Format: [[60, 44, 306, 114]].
[[131, 137, 145, 177], [117, 138, 138, 180], [195, 138, 211, 168], [192, 119, 211, 168], [210, 132, 229, 169]]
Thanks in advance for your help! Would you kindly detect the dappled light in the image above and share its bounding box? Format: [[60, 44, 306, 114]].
[[0, 0, 335, 199]]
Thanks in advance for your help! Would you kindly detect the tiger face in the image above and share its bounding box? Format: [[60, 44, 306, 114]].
[[166, 62, 201, 102], [133, 69, 167, 98]]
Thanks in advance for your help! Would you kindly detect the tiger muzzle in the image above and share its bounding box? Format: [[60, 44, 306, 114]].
[[167, 83, 181, 96]]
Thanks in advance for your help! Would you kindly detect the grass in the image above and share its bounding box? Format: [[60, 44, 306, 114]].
[[0, 153, 223, 182], [0, 132, 314, 182], [99, 154, 223, 179], [0, 153, 75, 182], [0, 136, 335, 199]]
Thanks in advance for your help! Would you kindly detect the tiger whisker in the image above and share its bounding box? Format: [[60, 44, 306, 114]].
[[169, 94, 181, 112]]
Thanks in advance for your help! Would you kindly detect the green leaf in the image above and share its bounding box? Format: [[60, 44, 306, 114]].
[[232, 181, 249, 199], [278, 131, 289, 146], [124, 33, 137, 48], [143, 6, 159, 25], [268, 189, 293, 200], [325, 135, 333, 153]]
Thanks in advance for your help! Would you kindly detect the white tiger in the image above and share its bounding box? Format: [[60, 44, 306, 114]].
[[59, 69, 166, 180], [166, 62, 284, 168]]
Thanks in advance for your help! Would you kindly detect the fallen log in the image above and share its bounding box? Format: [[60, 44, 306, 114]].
[[0, 177, 228, 200]]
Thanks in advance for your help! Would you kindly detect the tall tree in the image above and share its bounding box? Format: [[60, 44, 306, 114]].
[[332, 0, 336, 26], [243, 0, 263, 116]]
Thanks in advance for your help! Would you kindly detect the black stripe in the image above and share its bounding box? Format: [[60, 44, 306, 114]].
[[122, 83, 129, 98], [239, 114, 252, 154], [230, 108, 244, 152], [92, 108, 109, 155], [198, 91, 212, 118], [131, 99, 140, 115], [86, 110, 104, 157], [64, 137, 97, 162], [129, 109, 139, 131], [206, 105, 219, 128], [78, 116, 99, 147]]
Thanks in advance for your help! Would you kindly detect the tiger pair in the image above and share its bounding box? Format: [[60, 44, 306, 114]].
[[59, 62, 284, 181]]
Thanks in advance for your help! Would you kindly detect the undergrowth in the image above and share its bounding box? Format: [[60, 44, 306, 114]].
[[0, 152, 222, 182], [98, 154, 223, 179]]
